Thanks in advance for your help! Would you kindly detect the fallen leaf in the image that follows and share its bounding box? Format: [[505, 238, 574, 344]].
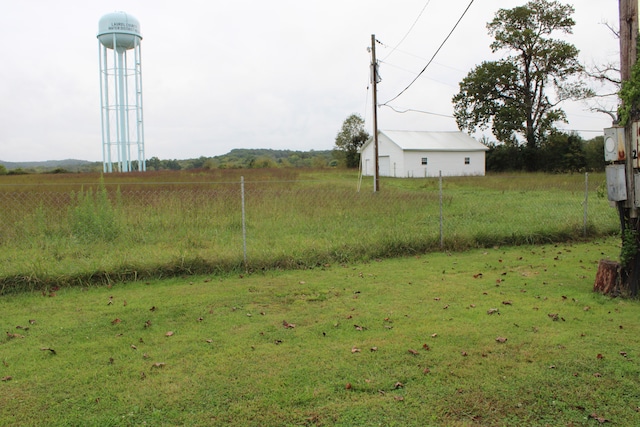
[[394, 396, 405, 401], [548, 313, 559, 321], [593, 372, 602, 377], [165, 331, 174, 337], [422, 344, 430, 350], [123, 300, 127, 306], [495, 337, 508, 343], [130, 345, 137, 350], [461, 351, 468, 356], [206, 339, 213, 343], [143, 353, 150, 359], [140, 372, 146, 380], [354, 325, 364, 331], [588, 413, 610, 423], [351, 346, 361, 353], [393, 381, 404, 389], [597, 353, 603, 359], [40, 347, 56, 355], [423, 367, 431, 374], [583, 306, 591, 311], [144, 320, 152, 328], [345, 382, 352, 390], [487, 308, 499, 315], [408, 349, 419, 355], [151, 362, 166, 368], [620, 351, 628, 357], [502, 301, 513, 305], [29, 319, 36, 325], [111, 318, 121, 325], [431, 333, 438, 338], [370, 347, 378, 352], [1, 376, 12, 381], [149, 306, 157, 312], [6, 332, 24, 339], [282, 320, 296, 329], [473, 273, 483, 278], [442, 304, 449, 309]]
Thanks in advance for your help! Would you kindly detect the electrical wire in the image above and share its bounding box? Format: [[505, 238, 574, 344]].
[[381, 0, 476, 106], [381, 104, 454, 118], [381, 0, 432, 61]]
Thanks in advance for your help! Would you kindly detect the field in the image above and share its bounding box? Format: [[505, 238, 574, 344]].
[[2, 237, 639, 426], [0, 169, 619, 294], [0, 170, 636, 425]]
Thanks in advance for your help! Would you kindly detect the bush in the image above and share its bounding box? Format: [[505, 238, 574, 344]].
[[69, 178, 120, 242]]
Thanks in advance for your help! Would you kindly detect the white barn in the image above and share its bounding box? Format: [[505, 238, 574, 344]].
[[360, 130, 489, 178]]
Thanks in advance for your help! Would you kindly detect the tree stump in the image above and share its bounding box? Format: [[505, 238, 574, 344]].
[[594, 260, 621, 295]]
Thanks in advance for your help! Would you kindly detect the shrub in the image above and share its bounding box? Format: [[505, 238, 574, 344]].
[[69, 178, 120, 242]]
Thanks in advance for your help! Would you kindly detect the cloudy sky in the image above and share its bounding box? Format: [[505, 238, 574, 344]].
[[0, 0, 621, 162]]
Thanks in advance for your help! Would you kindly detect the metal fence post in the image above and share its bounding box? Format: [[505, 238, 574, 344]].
[[439, 171, 443, 249], [583, 172, 588, 237], [241, 176, 247, 271]]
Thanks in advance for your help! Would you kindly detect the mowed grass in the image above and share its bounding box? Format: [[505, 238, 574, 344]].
[[2, 237, 640, 426]]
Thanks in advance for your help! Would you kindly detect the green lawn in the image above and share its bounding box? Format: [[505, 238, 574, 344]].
[[2, 236, 639, 426]]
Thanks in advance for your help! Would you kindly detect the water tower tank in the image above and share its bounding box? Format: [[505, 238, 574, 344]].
[[97, 11, 142, 51], [97, 11, 146, 173]]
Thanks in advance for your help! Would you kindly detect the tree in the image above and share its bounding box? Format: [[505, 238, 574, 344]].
[[146, 156, 161, 171], [334, 114, 369, 168], [452, 0, 589, 170]]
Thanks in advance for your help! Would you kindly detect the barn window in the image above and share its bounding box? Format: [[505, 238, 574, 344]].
[[464, 157, 470, 165], [421, 157, 428, 165]]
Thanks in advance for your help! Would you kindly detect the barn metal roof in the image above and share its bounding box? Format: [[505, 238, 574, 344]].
[[374, 130, 489, 152]]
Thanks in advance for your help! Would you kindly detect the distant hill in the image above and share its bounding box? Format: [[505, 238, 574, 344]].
[[0, 148, 338, 173], [0, 159, 94, 170]]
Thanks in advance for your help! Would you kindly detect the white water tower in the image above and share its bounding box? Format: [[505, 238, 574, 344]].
[[98, 11, 146, 172]]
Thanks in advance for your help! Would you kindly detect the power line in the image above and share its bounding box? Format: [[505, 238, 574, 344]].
[[382, 0, 476, 106], [381, 104, 454, 118], [381, 0, 432, 61]]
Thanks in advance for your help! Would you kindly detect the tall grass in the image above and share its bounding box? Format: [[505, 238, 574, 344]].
[[0, 170, 619, 293]]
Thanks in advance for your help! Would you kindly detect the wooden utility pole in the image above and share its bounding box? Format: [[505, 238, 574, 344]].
[[621, 0, 638, 214], [620, 0, 639, 295], [371, 34, 380, 193]]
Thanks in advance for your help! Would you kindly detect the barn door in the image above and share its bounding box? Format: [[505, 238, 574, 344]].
[[379, 156, 391, 177]]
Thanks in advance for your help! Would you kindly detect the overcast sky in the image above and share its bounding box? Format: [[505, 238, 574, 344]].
[[0, 0, 621, 162]]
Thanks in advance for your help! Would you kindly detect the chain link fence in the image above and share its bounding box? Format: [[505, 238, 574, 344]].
[[0, 173, 620, 283]]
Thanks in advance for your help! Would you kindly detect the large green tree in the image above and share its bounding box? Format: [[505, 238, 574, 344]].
[[452, 0, 589, 169], [333, 113, 369, 168]]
